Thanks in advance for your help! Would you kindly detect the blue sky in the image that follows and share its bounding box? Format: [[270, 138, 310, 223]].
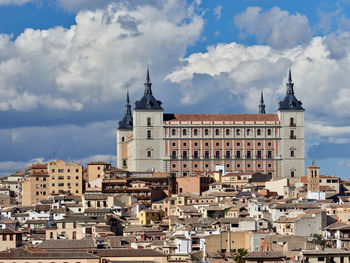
[[0, 0, 350, 178]]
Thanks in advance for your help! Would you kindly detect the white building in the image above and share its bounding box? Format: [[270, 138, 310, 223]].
[[117, 69, 305, 178]]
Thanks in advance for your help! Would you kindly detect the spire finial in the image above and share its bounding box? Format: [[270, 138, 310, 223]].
[[124, 90, 131, 116], [286, 69, 294, 95], [288, 69, 292, 83], [258, 90, 266, 114], [144, 66, 152, 94], [126, 90, 130, 104]]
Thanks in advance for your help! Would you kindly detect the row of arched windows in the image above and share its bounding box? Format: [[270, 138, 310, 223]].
[[171, 128, 273, 137]]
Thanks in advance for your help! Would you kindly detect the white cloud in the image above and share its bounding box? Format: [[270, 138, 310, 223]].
[[166, 33, 350, 142], [0, 0, 203, 112], [234, 6, 312, 49], [213, 5, 222, 20]]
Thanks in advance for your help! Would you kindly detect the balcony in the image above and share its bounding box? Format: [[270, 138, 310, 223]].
[[290, 135, 296, 139]]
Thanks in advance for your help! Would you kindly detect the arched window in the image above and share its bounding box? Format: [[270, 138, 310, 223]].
[[247, 129, 251, 136], [204, 129, 209, 136], [257, 129, 261, 136], [267, 129, 272, 136], [172, 129, 176, 136], [121, 137, 125, 142], [194, 129, 198, 136], [215, 129, 220, 136], [236, 129, 240, 136], [311, 170, 314, 178], [182, 129, 187, 136], [226, 129, 230, 136], [315, 170, 317, 176]]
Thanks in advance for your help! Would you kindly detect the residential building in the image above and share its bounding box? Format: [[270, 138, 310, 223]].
[[48, 160, 83, 196], [21, 164, 49, 206], [175, 175, 210, 195]]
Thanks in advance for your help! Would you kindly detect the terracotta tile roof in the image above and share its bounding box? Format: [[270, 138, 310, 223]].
[[84, 193, 108, 200], [27, 163, 47, 169], [37, 239, 96, 249], [164, 113, 279, 122], [0, 247, 98, 259], [246, 251, 286, 259], [0, 227, 21, 234], [92, 248, 167, 257], [87, 161, 111, 165]]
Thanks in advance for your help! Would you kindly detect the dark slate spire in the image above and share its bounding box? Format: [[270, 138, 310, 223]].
[[278, 69, 304, 111], [118, 91, 133, 129], [135, 67, 163, 110], [45, 209, 57, 229], [258, 91, 266, 114], [144, 67, 152, 94], [286, 69, 294, 95]]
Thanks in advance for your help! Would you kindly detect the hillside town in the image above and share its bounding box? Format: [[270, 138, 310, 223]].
[[0, 71, 348, 263]]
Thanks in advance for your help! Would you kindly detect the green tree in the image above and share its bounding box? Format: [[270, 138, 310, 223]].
[[233, 248, 249, 263]]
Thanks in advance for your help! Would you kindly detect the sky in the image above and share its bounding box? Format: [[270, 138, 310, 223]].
[[0, 0, 350, 178]]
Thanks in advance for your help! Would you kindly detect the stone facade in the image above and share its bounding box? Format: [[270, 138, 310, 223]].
[[117, 69, 305, 178]]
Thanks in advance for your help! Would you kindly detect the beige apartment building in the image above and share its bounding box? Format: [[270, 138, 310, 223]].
[[21, 164, 49, 205], [86, 161, 111, 189], [48, 160, 83, 196]]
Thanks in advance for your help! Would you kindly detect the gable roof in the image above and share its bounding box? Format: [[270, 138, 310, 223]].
[[163, 113, 279, 122]]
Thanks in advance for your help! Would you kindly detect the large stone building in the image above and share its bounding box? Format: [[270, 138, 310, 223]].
[[117, 69, 305, 178]]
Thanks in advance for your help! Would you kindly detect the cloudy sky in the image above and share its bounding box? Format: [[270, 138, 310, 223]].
[[0, 0, 349, 178]]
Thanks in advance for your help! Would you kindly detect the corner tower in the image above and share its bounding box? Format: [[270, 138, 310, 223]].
[[116, 91, 133, 170], [132, 68, 164, 172], [277, 70, 305, 178]]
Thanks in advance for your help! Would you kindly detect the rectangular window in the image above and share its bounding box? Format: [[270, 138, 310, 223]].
[[58, 169, 64, 173], [257, 150, 262, 159], [236, 150, 241, 159], [267, 150, 272, 159], [182, 151, 188, 159], [290, 150, 295, 157], [225, 150, 231, 158], [246, 150, 251, 159], [290, 117, 295, 127], [204, 150, 209, 159], [290, 129, 296, 139], [123, 160, 127, 167], [215, 150, 220, 159], [147, 117, 151, 126], [193, 150, 199, 159], [171, 151, 177, 159], [147, 130, 152, 139], [147, 150, 152, 157]]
